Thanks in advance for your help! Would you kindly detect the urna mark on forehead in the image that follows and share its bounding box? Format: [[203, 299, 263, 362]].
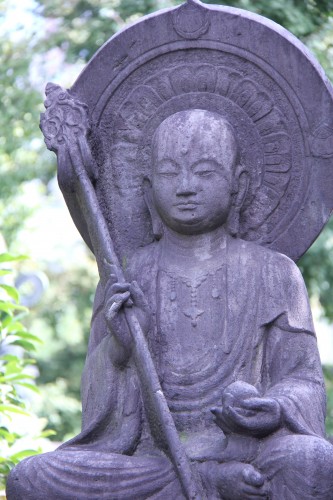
[[152, 109, 239, 166]]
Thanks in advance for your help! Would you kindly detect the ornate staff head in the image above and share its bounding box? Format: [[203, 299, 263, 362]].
[[40, 83, 90, 154]]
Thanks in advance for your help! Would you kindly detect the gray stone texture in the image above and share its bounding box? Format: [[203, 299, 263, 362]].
[[7, 1, 333, 498]]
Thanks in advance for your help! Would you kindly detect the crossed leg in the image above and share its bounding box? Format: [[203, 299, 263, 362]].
[[6, 447, 183, 500], [255, 434, 333, 499]]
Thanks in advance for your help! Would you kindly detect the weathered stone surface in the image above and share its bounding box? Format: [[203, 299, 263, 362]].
[[7, 1, 333, 499]]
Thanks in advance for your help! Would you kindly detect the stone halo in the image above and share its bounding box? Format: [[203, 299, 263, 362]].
[[110, 62, 290, 244], [67, 0, 333, 261]]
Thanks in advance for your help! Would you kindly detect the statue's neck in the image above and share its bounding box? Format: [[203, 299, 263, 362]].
[[160, 225, 227, 269]]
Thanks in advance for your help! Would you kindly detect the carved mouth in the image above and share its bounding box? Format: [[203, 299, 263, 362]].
[[174, 202, 200, 210]]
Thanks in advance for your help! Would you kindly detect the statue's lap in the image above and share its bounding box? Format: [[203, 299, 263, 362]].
[[7, 431, 333, 499]]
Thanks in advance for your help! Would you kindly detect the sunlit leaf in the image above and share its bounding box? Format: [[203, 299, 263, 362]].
[[2, 373, 34, 382], [0, 284, 19, 303], [0, 428, 17, 444], [0, 253, 28, 263], [0, 405, 30, 416], [14, 382, 39, 394], [6, 320, 25, 333], [14, 331, 42, 344], [9, 449, 39, 462], [0, 354, 17, 363], [10, 339, 36, 351], [40, 429, 56, 438], [0, 270, 12, 277], [0, 302, 27, 313]]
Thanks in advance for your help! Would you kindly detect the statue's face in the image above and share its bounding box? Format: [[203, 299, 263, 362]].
[[151, 110, 238, 235]]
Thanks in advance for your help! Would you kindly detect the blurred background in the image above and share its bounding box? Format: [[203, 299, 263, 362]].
[[1, 0, 333, 489]]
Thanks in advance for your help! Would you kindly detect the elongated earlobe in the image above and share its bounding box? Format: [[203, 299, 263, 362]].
[[143, 178, 164, 240], [228, 167, 249, 237]]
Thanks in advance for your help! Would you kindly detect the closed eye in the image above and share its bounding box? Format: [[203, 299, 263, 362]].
[[156, 159, 179, 177], [158, 170, 179, 177], [192, 160, 220, 178], [194, 170, 215, 177]]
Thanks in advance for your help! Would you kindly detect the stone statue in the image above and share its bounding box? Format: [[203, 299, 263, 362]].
[[7, 1, 333, 499]]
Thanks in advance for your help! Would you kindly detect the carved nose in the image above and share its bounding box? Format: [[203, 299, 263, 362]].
[[176, 175, 196, 196]]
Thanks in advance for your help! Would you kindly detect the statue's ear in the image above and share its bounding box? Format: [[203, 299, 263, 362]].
[[228, 165, 249, 237], [143, 177, 164, 240], [234, 165, 249, 210]]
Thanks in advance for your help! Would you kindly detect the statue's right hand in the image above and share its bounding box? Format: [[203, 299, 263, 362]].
[[105, 282, 133, 351], [104, 270, 151, 354]]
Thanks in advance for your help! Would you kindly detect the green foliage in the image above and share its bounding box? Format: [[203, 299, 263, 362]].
[[299, 219, 333, 322], [306, 16, 333, 82], [33, 379, 82, 442], [0, 253, 54, 488], [35, 0, 333, 71], [323, 365, 333, 436], [26, 263, 98, 441], [0, 1, 55, 244], [36, 0, 166, 64], [205, 0, 333, 37]]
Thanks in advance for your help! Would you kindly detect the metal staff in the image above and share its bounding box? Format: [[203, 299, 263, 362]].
[[40, 83, 203, 500]]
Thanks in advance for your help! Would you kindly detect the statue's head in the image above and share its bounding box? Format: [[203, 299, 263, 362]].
[[147, 109, 248, 237]]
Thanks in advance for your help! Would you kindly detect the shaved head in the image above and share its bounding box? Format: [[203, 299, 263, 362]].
[[152, 109, 239, 172]]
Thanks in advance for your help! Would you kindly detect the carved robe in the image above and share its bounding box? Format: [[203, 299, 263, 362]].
[[7, 236, 333, 499]]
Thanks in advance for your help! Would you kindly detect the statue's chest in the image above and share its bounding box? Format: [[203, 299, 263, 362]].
[[154, 265, 230, 429], [157, 265, 227, 372]]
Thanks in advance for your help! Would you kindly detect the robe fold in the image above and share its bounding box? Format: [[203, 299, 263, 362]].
[[6, 236, 333, 499]]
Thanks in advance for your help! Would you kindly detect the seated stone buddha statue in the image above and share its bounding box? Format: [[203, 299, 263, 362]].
[[7, 109, 333, 499]]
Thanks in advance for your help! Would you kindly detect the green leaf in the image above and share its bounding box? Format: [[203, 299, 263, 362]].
[[5, 395, 24, 407], [10, 339, 36, 351], [0, 269, 12, 277], [14, 382, 39, 394], [0, 405, 29, 416], [0, 428, 17, 444], [12, 312, 29, 321], [9, 449, 39, 462], [1, 315, 16, 328], [2, 373, 34, 383], [0, 284, 19, 302], [6, 320, 25, 333], [0, 253, 28, 263], [40, 429, 56, 438], [24, 358, 36, 365], [0, 302, 14, 315], [0, 461, 14, 475], [0, 302, 27, 314], [14, 331, 42, 344], [3, 360, 24, 376], [0, 354, 18, 363]]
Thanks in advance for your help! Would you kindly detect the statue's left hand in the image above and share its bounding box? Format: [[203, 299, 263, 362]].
[[212, 382, 281, 438]]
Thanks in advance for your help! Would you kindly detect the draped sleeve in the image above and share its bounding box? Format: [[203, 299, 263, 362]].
[[259, 252, 326, 438], [259, 252, 315, 335], [60, 281, 143, 455]]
